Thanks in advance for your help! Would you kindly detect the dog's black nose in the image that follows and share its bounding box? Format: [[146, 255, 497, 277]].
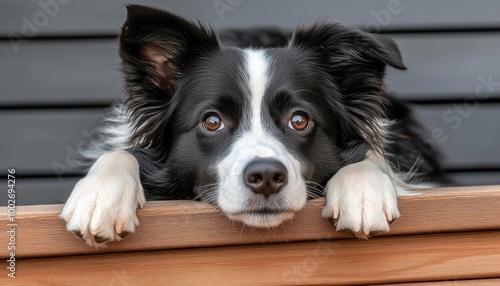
[[244, 159, 288, 198]]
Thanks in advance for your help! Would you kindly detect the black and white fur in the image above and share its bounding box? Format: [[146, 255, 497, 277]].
[[61, 5, 443, 247]]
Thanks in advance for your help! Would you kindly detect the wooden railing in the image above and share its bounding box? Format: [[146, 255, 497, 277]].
[[1, 185, 500, 285]]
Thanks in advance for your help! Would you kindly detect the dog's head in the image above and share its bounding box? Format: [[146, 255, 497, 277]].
[[119, 5, 405, 227]]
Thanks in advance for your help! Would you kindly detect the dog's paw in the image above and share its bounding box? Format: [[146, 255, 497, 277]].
[[321, 158, 400, 239], [60, 151, 145, 248]]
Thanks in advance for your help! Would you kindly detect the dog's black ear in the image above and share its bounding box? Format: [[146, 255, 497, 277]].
[[120, 5, 219, 93], [290, 22, 405, 70], [119, 5, 219, 159], [290, 23, 406, 154]]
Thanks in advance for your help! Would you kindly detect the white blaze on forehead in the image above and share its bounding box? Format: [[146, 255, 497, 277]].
[[244, 49, 269, 134], [215, 50, 308, 226]]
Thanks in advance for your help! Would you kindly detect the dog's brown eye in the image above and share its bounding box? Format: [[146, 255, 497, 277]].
[[203, 114, 225, 131], [288, 113, 310, 131]]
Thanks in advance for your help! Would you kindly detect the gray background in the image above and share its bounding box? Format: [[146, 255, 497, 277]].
[[1, 0, 499, 205]]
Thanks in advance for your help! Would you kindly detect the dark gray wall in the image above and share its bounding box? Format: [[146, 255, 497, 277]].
[[1, 0, 499, 205]]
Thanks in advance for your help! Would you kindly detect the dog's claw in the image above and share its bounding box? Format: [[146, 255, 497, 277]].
[[93, 235, 108, 244], [328, 216, 339, 227], [60, 151, 146, 248], [118, 231, 130, 238], [327, 205, 396, 239], [333, 204, 340, 220], [353, 231, 370, 240], [322, 159, 401, 240], [73, 230, 84, 239], [384, 205, 393, 222]]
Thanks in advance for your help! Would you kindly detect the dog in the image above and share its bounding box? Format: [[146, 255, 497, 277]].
[[61, 5, 444, 247]]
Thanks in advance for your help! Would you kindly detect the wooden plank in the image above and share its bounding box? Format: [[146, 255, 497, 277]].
[[0, 109, 103, 174], [387, 278, 500, 285], [2, 33, 500, 105], [1, 0, 500, 36], [0, 185, 499, 259], [9, 231, 500, 285], [1, 171, 497, 209], [0, 172, 492, 209], [0, 177, 78, 206]]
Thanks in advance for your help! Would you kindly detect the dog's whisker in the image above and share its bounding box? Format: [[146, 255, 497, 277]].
[[239, 224, 247, 236], [306, 187, 324, 194], [305, 181, 325, 189], [305, 182, 325, 196], [193, 186, 219, 201], [281, 223, 289, 243], [195, 190, 217, 203], [306, 185, 324, 193]]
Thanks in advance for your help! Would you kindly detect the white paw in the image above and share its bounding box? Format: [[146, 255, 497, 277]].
[[321, 158, 400, 239], [60, 151, 145, 248]]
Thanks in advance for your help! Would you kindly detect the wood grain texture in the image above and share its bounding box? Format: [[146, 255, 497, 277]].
[[1, 185, 499, 259], [6, 231, 500, 285], [387, 278, 500, 285]]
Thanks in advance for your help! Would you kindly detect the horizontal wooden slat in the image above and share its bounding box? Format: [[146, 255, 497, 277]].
[[1, 173, 499, 208], [1, 185, 499, 259], [449, 172, 500, 186], [0, 40, 121, 105], [2, 33, 500, 105], [0, 172, 500, 206], [413, 105, 500, 169], [388, 278, 500, 285], [387, 33, 500, 99], [2, 106, 498, 174], [0, 172, 497, 208], [1, 0, 500, 36], [0, 177, 78, 206], [10, 231, 500, 285], [0, 109, 103, 174]]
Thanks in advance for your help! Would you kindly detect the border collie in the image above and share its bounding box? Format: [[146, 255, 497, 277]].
[[61, 5, 443, 247]]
